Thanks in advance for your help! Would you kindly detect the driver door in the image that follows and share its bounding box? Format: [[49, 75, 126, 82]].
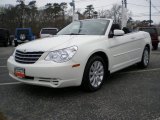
[[109, 35, 130, 72]]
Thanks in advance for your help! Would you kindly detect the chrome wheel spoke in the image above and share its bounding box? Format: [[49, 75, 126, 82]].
[[90, 76, 94, 83], [92, 78, 96, 86], [97, 71, 104, 76], [97, 76, 102, 83], [89, 71, 94, 76], [89, 60, 104, 88], [144, 50, 149, 66], [96, 62, 100, 69], [94, 77, 98, 87], [90, 65, 95, 72], [98, 66, 103, 71]]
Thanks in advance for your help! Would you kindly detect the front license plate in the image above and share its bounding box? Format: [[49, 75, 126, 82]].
[[14, 67, 25, 78]]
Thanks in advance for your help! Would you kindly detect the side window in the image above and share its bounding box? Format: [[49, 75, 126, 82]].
[[122, 27, 130, 34], [108, 24, 121, 38]]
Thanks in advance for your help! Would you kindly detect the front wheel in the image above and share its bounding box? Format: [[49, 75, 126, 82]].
[[138, 46, 150, 68], [81, 56, 107, 92]]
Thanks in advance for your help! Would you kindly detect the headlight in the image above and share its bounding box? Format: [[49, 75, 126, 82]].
[[45, 46, 78, 63]]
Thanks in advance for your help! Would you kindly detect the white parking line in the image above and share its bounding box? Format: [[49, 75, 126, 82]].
[[0, 66, 7, 68], [0, 82, 21, 86], [118, 68, 160, 74]]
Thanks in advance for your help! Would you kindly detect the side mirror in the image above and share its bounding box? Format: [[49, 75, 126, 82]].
[[114, 30, 124, 36]]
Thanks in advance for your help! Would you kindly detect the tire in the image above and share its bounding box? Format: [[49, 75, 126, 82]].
[[138, 46, 150, 68], [4, 42, 8, 47], [153, 44, 158, 50], [9, 41, 12, 46], [81, 56, 107, 92], [9, 39, 12, 46], [14, 41, 18, 47]]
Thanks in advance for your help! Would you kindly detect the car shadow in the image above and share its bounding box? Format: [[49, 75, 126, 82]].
[[14, 59, 154, 98], [16, 84, 88, 98]]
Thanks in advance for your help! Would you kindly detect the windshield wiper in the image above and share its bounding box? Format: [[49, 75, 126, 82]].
[[64, 33, 85, 35]]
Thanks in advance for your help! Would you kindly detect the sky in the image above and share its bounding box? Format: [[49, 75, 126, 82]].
[[0, 0, 160, 24]]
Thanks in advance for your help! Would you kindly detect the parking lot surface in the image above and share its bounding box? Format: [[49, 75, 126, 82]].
[[0, 46, 160, 120]]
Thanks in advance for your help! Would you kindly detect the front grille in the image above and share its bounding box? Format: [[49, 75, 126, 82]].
[[15, 50, 44, 64]]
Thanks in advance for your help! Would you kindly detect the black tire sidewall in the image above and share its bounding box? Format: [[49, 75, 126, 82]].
[[141, 47, 150, 68], [82, 56, 107, 91]]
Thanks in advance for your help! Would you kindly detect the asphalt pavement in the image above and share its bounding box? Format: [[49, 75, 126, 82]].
[[0, 46, 160, 120]]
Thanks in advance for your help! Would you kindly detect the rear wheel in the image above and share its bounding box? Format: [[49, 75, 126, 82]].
[[138, 46, 150, 68], [81, 56, 107, 92]]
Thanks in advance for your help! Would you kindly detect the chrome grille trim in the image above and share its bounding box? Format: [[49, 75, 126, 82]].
[[16, 51, 43, 56], [15, 54, 40, 59], [15, 50, 44, 64]]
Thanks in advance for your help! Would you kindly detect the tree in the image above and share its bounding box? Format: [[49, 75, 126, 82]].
[[98, 9, 110, 18], [98, 4, 122, 24], [0, 5, 22, 33], [84, 5, 95, 19], [60, 2, 67, 22], [43, 2, 68, 28], [98, 4, 133, 26], [60, 2, 67, 17], [109, 4, 122, 24], [16, 1, 26, 27], [93, 11, 98, 18]]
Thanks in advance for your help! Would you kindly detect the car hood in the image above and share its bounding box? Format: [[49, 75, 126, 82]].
[[16, 35, 103, 52]]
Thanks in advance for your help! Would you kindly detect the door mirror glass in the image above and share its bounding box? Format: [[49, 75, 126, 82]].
[[114, 30, 124, 36]]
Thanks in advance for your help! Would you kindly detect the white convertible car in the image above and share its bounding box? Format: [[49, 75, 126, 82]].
[[7, 19, 151, 91]]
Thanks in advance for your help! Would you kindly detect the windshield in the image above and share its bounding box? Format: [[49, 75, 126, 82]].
[[17, 30, 29, 36], [57, 19, 110, 35], [41, 29, 58, 35]]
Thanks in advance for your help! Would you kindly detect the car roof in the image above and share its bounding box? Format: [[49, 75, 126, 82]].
[[16, 28, 31, 30]]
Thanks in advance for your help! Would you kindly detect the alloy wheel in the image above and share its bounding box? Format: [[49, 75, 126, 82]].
[[89, 61, 104, 88]]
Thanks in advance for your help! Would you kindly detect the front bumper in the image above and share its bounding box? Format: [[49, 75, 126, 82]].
[[7, 56, 83, 88]]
